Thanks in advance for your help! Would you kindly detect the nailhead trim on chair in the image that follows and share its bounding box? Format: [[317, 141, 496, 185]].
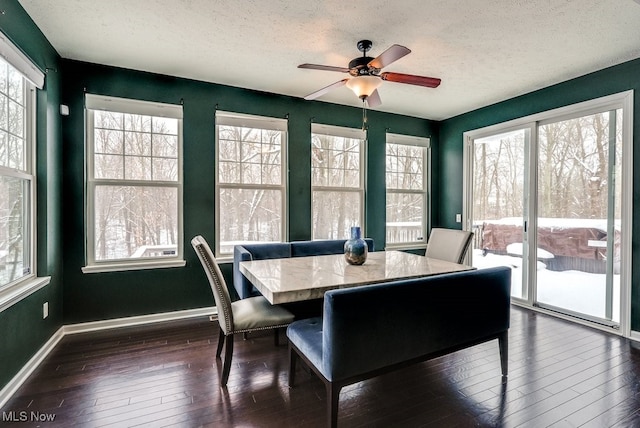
[[233, 323, 292, 334], [195, 243, 233, 334]]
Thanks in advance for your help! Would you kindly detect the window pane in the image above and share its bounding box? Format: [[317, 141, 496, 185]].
[[95, 129, 124, 155], [218, 126, 283, 185], [312, 134, 362, 186], [95, 154, 124, 179], [94, 110, 123, 130], [386, 143, 424, 190], [124, 113, 151, 132], [219, 140, 239, 162], [125, 131, 151, 156], [219, 188, 282, 255], [0, 94, 7, 131], [8, 135, 23, 169], [152, 158, 178, 181], [152, 116, 178, 134], [0, 175, 30, 287], [93, 185, 178, 261], [124, 156, 151, 180], [7, 67, 23, 104], [386, 192, 425, 244], [219, 161, 240, 183], [0, 131, 6, 166], [0, 62, 7, 94], [93, 111, 179, 182], [152, 134, 177, 158], [8, 99, 23, 137], [312, 190, 362, 240]]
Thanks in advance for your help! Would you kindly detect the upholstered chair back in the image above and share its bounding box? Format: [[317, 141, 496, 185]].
[[191, 235, 234, 335], [425, 228, 474, 264]]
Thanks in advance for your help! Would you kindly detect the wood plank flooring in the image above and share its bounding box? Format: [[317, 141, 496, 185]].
[[3, 306, 640, 427]]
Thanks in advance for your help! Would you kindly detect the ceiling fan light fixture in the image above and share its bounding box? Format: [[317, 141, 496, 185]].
[[345, 75, 382, 99]]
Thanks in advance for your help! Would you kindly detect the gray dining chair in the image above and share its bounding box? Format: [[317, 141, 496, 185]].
[[191, 235, 295, 387], [425, 228, 474, 264]]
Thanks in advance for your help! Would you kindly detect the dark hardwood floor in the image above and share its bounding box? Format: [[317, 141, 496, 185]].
[[3, 306, 640, 427]]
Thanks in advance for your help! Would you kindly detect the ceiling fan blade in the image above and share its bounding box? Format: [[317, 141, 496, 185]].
[[303, 79, 349, 100], [298, 63, 350, 73], [368, 44, 411, 69], [366, 89, 382, 108], [380, 72, 441, 88]]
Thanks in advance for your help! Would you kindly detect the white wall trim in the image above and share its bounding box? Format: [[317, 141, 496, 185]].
[[64, 306, 216, 335], [0, 327, 64, 409], [0, 306, 216, 409], [629, 330, 640, 343]]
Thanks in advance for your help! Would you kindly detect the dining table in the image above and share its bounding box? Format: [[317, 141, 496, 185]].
[[239, 250, 475, 304]]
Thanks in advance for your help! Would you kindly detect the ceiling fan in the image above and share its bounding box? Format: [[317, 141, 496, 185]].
[[298, 39, 441, 108]]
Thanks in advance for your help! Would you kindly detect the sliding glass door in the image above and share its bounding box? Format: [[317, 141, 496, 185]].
[[464, 93, 631, 331], [535, 110, 621, 324]]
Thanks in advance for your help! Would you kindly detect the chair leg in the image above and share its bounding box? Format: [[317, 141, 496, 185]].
[[327, 382, 341, 428], [288, 345, 297, 387], [499, 331, 508, 377], [220, 334, 234, 387], [216, 327, 225, 358], [274, 328, 280, 346]]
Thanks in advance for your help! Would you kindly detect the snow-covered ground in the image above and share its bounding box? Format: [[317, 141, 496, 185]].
[[472, 249, 620, 323]]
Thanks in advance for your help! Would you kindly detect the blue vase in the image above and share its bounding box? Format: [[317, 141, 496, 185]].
[[344, 226, 368, 265]]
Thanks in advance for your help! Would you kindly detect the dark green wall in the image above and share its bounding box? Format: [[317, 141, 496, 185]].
[[0, 1, 63, 390], [5, 0, 640, 398], [60, 59, 436, 323], [438, 58, 640, 330]]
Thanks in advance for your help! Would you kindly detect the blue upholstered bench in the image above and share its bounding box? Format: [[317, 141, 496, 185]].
[[232, 239, 374, 300], [286, 266, 511, 427]]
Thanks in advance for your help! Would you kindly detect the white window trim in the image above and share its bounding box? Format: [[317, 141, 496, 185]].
[[0, 30, 45, 89], [0, 276, 51, 314], [0, 46, 48, 311], [214, 111, 288, 262], [311, 123, 366, 240], [385, 133, 431, 250], [83, 94, 185, 273]]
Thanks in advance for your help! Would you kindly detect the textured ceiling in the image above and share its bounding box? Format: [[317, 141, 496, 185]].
[[17, 0, 640, 120]]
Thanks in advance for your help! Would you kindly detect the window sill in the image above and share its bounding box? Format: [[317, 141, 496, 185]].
[[82, 259, 186, 274], [0, 276, 51, 314]]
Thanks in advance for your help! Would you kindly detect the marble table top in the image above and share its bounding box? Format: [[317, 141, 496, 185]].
[[239, 250, 475, 304]]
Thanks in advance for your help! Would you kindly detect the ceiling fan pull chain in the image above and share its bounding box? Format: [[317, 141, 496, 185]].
[[362, 99, 368, 131]]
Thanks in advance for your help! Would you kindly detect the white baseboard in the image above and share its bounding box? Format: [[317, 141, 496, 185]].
[[0, 327, 64, 409], [0, 306, 217, 409], [629, 330, 640, 343], [63, 306, 216, 335]]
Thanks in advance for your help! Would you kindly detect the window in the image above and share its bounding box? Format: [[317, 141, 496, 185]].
[[385, 133, 430, 248], [84, 94, 184, 272], [311, 124, 365, 240], [0, 56, 36, 290], [215, 111, 287, 257]]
